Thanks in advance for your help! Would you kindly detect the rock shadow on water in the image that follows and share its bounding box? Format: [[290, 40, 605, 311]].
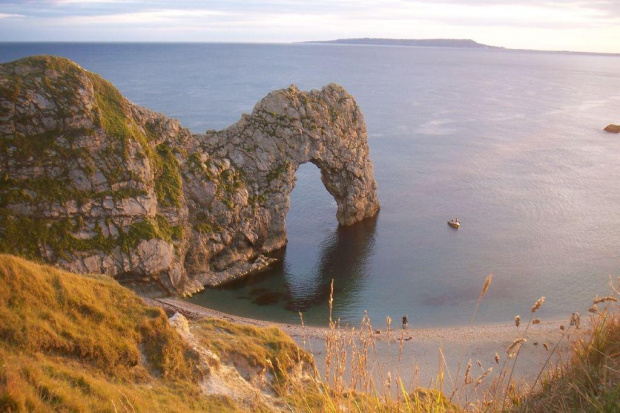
[[282, 214, 379, 313], [189, 214, 379, 318], [252, 292, 284, 306]]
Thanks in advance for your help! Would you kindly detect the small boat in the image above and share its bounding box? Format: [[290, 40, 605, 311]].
[[448, 219, 460, 229]]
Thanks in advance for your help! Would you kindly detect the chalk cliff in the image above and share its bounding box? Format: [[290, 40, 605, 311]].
[[0, 56, 379, 295]]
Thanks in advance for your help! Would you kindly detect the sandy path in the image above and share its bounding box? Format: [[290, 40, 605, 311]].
[[145, 297, 573, 400]]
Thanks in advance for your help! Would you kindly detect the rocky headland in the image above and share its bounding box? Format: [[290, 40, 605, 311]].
[[0, 55, 379, 296], [301, 38, 498, 48]]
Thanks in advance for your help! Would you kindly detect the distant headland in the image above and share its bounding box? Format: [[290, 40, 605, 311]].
[[299, 37, 620, 57], [299, 38, 500, 49]]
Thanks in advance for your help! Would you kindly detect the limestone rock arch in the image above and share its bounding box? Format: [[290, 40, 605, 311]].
[[197, 84, 380, 260], [0, 56, 380, 292]]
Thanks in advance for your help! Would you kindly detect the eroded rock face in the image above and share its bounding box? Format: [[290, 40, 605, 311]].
[[188, 84, 380, 285], [0, 56, 379, 295]]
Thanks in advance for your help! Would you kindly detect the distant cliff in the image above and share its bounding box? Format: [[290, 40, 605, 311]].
[[0, 56, 379, 296], [301, 38, 498, 48]]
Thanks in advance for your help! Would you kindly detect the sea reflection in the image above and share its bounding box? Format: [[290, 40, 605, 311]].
[[184, 212, 378, 324], [283, 214, 378, 312]]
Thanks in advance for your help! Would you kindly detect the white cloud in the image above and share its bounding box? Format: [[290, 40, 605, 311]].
[[0, 13, 25, 19], [57, 8, 228, 25], [1, 0, 619, 53], [49, 0, 126, 4]]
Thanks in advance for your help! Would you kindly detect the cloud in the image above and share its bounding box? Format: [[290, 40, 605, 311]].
[[4, 0, 620, 25], [0, 0, 619, 52], [57, 8, 228, 25], [33, 0, 618, 30], [49, 0, 126, 4], [0, 12, 23, 19]]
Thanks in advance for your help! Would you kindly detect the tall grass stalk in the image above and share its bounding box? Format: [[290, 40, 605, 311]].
[[276, 274, 619, 412]]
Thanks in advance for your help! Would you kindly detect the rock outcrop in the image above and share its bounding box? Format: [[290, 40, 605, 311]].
[[604, 124, 620, 133], [0, 56, 379, 295]]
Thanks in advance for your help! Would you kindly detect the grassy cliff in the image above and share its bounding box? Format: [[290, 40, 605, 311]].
[[1, 254, 617, 411], [0, 254, 235, 411], [0, 254, 457, 412]]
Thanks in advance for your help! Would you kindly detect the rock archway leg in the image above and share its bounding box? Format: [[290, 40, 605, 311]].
[[312, 159, 379, 226]]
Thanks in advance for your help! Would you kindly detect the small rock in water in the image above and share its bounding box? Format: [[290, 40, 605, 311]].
[[604, 124, 620, 133]]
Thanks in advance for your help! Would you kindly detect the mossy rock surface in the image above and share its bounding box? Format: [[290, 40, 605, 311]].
[[0, 56, 192, 293], [0, 55, 380, 295]]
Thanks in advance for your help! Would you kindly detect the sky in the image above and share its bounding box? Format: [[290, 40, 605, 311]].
[[0, 0, 619, 54]]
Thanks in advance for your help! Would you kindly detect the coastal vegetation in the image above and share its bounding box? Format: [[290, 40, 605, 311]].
[[0, 56, 185, 268], [1, 54, 619, 411], [0, 253, 618, 411], [0, 254, 215, 411]]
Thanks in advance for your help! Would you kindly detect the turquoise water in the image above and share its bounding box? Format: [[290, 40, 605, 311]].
[[2, 43, 620, 327]]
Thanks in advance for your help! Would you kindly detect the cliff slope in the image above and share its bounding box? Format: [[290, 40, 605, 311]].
[[0, 254, 315, 412], [0, 56, 379, 295]]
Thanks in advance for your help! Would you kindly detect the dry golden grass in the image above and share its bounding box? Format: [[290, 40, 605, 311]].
[[0, 254, 238, 412], [280, 280, 462, 412], [512, 290, 620, 411], [1, 253, 619, 412], [191, 317, 314, 395], [286, 275, 620, 412]]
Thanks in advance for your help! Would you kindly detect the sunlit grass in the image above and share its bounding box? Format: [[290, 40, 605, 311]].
[[0, 253, 618, 411]]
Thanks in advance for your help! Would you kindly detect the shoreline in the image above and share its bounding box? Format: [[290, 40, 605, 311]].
[[145, 297, 569, 340], [145, 297, 572, 390]]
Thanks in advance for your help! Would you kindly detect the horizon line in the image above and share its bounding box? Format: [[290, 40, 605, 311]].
[[0, 40, 618, 57]]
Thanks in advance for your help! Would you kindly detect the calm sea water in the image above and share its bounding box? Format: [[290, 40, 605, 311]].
[[2, 43, 620, 328]]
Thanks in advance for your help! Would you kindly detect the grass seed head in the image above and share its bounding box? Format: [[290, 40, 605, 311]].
[[531, 296, 545, 313], [481, 273, 493, 297], [475, 368, 493, 388], [593, 296, 618, 304], [494, 353, 500, 364], [532, 318, 541, 325], [507, 338, 527, 354], [515, 315, 521, 327], [464, 361, 472, 384]]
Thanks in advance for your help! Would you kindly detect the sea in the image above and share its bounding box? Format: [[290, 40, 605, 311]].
[[1, 43, 619, 328]]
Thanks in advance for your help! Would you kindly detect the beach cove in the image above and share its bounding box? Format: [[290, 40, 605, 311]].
[[2, 43, 619, 328], [148, 296, 570, 395]]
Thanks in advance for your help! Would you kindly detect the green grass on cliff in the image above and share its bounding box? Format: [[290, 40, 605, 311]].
[[86, 67, 183, 208], [0, 254, 237, 412], [0, 55, 185, 263]]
